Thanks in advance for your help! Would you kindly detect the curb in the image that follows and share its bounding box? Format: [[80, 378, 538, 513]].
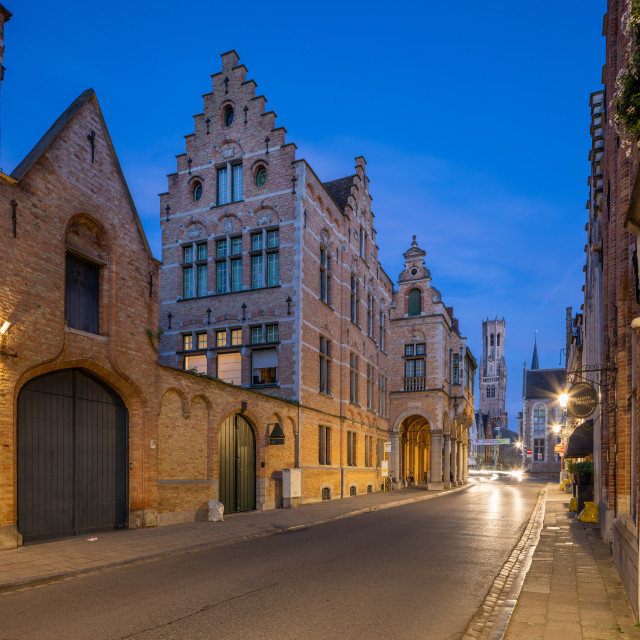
[[0, 483, 472, 595]]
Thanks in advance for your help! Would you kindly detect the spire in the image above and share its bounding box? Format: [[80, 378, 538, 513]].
[[531, 335, 539, 370]]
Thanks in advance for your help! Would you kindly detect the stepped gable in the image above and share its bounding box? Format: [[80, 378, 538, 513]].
[[323, 175, 356, 212]]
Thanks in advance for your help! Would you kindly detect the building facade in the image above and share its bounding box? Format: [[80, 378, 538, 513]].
[[473, 318, 510, 467], [599, 0, 640, 615], [158, 53, 476, 494], [0, 15, 476, 549], [521, 340, 564, 474]]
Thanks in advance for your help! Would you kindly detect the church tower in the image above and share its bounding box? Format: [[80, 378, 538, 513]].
[[478, 317, 508, 434]]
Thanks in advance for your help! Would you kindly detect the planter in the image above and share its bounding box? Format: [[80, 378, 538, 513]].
[[574, 473, 592, 486]]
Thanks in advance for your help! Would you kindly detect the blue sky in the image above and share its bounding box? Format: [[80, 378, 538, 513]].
[[0, 1, 605, 427]]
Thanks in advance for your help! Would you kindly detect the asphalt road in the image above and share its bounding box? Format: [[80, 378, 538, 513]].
[[0, 477, 544, 640]]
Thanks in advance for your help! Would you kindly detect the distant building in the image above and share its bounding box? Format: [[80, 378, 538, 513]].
[[473, 318, 510, 467], [521, 339, 564, 474]]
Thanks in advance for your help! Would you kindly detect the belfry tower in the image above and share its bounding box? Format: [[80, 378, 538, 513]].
[[478, 318, 508, 435]]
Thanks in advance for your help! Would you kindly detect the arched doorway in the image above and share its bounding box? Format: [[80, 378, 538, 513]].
[[399, 415, 431, 484], [17, 369, 128, 543], [219, 414, 256, 513]]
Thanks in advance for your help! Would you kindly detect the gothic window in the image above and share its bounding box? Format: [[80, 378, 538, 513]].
[[497, 333, 501, 347], [223, 106, 234, 127], [319, 426, 331, 465], [319, 336, 331, 395], [366, 363, 374, 410], [217, 163, 243, 205], [347, 432, 357, 466], [320, 248, 332, 304], [408, 288, 421, 316], [350, 275, 360, 324], [490, 334, 495, 347], [350, 353, 359, 404], [533, 404, 546, 437]]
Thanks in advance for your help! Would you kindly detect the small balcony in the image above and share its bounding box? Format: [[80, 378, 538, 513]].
[[403, 377, 426, 392]]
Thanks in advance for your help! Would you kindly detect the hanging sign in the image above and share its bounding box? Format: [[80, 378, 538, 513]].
[[566, 383, 598, 419], [472, 438, 510, 446]]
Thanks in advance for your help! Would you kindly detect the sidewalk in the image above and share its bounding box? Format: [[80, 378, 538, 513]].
[[0, 483, 468, 594], [503, 485, 640, 640]]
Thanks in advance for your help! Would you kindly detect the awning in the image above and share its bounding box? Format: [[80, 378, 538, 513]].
[[564, 419, 594, 459]]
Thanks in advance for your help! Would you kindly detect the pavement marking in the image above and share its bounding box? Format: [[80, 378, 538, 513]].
[[0, 483, 472, 595], [461, 485, 548, 640]]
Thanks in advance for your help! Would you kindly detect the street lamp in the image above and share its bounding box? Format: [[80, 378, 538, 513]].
[[559, 392, 569, 409], [0, 321, 11, 335], [551, 424, 562, 435], [515, 441, 523, 449]]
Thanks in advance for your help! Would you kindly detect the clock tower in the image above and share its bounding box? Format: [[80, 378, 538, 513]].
[[477, 317, 508, 437]]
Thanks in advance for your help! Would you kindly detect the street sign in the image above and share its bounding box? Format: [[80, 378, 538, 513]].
[[472, 438, 510, 446], [566, 382, 598, 419], [381, 460, 389, 477], [526, 448, 533, 455], [384, 441, 391, 453], [554, 443, 565, 454]]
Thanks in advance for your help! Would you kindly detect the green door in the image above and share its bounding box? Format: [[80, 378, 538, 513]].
[[219, 415, 256, 513]]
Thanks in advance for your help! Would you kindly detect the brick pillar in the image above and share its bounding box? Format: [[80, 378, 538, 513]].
[[429, 430, 444, 490]]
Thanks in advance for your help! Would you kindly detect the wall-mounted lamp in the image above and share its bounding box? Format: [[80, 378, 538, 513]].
[[558, 392, 569, 409], [0, 320, 11, 335]]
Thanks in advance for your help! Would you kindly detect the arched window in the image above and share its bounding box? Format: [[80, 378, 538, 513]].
[[408, 288, 421, 316], [532, 403, 546, 462], [490, 334, 495, 346], [532, 404, 546, 436], [497, 333, 501, 347]]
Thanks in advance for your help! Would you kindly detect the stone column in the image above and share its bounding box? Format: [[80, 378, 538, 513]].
[[463, 444, 468, 482], [390, 432, 400, 484], [443, 434, 451, 489], [450, 438, 458, 486], [428, 430, 444, 490]]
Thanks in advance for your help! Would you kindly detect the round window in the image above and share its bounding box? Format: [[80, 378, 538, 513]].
[[256, 167, 267, 188], [410, 267, 418, 276], [223, 106, 234, 127], [192, 182, 203, 202]]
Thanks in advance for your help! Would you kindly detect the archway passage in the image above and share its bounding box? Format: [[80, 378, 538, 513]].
[[399, 415, 431, 484], [17, 369, 128, 543], [219, 414, 256, 513]]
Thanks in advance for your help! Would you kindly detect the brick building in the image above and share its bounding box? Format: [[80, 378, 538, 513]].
[[598, 0, 640, 615], [388, 238, 476, 488], [158, 53, 476, 494], [0, 13, 476, 549]]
